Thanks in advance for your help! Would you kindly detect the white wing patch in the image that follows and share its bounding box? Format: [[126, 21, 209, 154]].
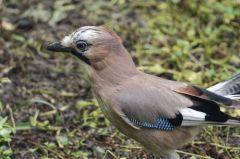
[[180, 108, 206, 121], [179, 108, 240, 126]]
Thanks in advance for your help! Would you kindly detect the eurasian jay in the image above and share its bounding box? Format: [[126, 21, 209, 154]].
[[45, 26, 240, 159]]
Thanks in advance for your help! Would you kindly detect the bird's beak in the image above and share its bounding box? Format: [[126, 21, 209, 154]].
[[45, 41, 91, 65], [45, 42, 73, 52]]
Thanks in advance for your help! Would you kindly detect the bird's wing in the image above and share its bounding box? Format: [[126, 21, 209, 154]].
[[163, 76, 240, 108], [207, 73, 240, 100], [113, 75, 240, 130]]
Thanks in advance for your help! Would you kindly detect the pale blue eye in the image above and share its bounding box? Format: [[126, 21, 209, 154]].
[[76, 41, 88, 51]]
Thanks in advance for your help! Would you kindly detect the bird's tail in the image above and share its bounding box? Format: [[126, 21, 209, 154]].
[[207, 73, 240, 107], [182, 119, 240, 126]]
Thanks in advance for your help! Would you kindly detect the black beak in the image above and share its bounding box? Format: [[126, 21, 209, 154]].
[[44, 41, 91, 65], [45, 42, 73, 52]]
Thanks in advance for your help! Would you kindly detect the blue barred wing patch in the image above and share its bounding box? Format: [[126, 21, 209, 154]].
[[128, 117, 175, 131]]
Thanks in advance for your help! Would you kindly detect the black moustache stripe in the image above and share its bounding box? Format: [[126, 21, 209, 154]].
[[71, 49, 91, 65]]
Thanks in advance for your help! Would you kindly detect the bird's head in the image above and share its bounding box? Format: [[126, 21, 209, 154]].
[[45, 26, 124, 66]]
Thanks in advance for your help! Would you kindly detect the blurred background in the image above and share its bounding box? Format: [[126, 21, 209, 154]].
[[0, 0, 240, 158]]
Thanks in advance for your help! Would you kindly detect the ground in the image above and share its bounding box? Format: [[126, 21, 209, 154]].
[[0, 0, 240, 159]]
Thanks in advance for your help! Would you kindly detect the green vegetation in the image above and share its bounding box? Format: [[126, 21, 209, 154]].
[[1, 0, 240, 158]]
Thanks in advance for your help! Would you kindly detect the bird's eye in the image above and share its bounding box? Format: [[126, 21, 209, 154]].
[[76, 41, 89, 52]]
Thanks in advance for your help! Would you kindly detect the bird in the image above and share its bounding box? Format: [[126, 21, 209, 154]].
[[45, 26, 240, 159]]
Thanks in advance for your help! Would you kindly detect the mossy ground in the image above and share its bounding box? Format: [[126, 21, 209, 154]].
[[0, 0, 240, 158]]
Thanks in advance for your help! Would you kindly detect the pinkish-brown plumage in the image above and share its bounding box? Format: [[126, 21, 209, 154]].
[[46, 26, 240, 159]]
